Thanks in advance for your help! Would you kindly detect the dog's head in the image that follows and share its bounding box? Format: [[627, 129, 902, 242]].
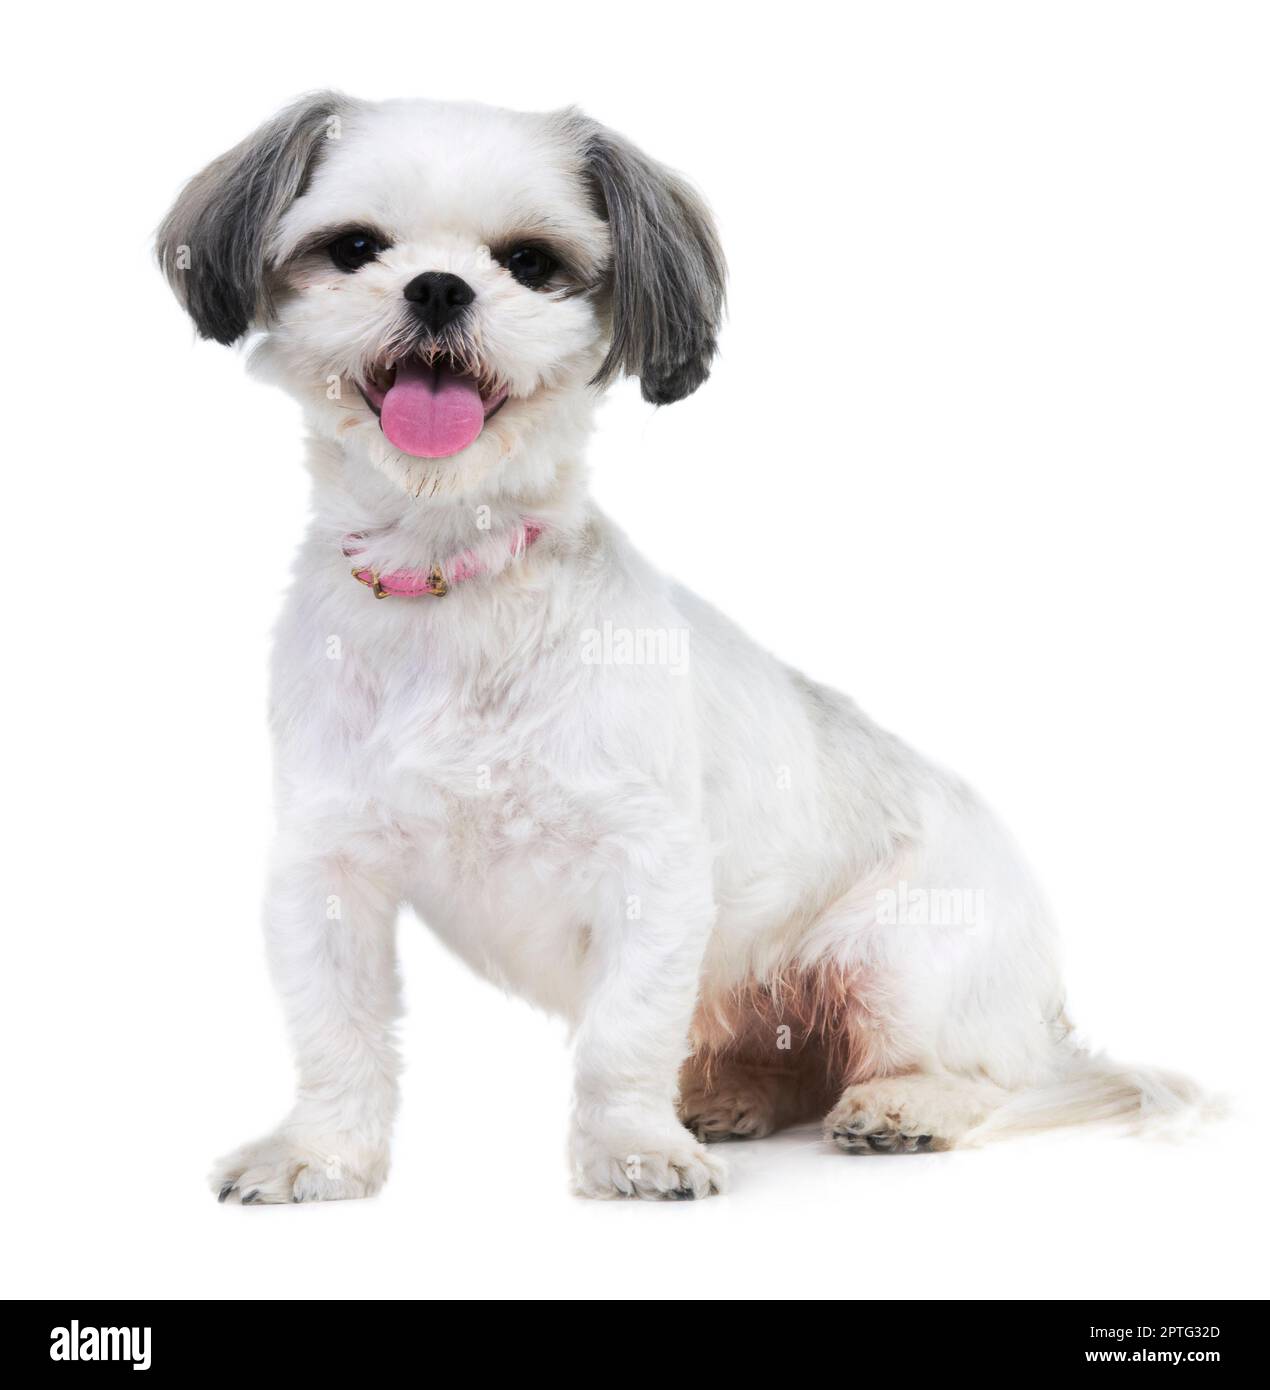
[[157, 93, 725, 495]]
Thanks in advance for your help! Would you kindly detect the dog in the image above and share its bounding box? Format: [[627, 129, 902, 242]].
[[158, 93, 1202, 1201]]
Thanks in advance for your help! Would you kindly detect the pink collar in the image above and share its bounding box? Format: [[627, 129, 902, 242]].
[[342, 520, 544, 599]]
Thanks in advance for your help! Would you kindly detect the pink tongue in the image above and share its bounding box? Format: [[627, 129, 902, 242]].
[[380, 359, 485, 458]]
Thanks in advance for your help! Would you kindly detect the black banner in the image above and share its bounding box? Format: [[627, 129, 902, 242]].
[[2, 1299, 1257, 1375]]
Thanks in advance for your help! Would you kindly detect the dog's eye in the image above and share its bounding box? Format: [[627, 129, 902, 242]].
[[328, 231, 386, 272], [506, 245, 557, 288]]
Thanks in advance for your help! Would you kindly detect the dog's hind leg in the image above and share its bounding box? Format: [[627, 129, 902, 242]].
[[680, 976, 848, 1141], [803, 944, 1040, 1155], [793, 804, 1072, 1154], [678, 1048, 832, 1142], [824, 1072, 1010, 1152]]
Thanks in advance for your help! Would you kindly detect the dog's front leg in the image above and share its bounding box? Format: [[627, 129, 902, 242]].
[[212, 821, 402, 1204], [570, 824, 724, 1200]]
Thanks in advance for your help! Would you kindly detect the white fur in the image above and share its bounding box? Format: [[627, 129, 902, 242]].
[[187, 98, 1203, 1204]]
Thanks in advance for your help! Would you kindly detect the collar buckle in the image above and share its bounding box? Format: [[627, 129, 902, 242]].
[[352, 564, 449, 599]]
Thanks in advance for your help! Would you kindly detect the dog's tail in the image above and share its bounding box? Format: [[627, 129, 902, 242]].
[[963, 1047, 1221, 1145]]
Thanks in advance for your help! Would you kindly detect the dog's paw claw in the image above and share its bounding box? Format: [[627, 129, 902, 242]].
[[830, 1124, 934, 1154]]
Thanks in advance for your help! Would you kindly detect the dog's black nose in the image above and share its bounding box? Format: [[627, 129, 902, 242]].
[[402, 271, 475, 333]]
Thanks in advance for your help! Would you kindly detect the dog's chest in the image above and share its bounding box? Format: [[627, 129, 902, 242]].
[[295, 613, 600, 1011], [396, 721, 601, 1013]]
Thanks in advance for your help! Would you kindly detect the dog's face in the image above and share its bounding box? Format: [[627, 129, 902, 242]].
[[158, 95, 725, 497]]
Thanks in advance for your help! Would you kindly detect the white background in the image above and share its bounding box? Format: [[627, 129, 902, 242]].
[[3, 1, 1267, 1300]]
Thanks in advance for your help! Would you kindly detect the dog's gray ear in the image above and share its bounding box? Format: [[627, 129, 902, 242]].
[[568, 115, 726, 405], [156, 92, 354, 345]]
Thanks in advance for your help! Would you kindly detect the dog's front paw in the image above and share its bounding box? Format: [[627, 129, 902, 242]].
[[570, 1116, 727, 1200], [210, 1130, 387, 1205]]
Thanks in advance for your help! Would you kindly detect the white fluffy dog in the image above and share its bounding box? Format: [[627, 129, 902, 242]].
[[159, 93, 1200, 1202]]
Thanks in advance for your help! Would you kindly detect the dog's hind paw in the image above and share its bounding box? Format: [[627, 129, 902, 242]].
[[824, 1074, 1003, 1155], [679, 1082, 778, 1142]]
